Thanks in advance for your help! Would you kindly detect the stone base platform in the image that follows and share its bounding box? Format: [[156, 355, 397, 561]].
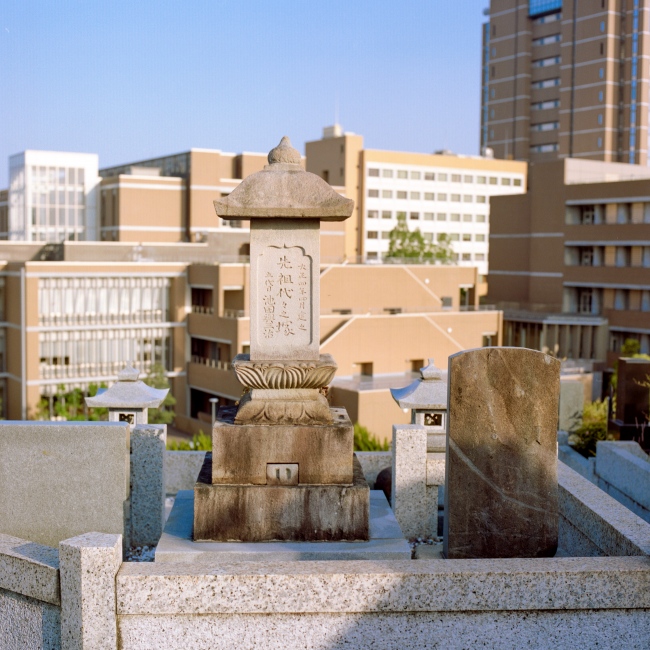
[[194, 453, 369, 542], [156, 490, 411, 562]]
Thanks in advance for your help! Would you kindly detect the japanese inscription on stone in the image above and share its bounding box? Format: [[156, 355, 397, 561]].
[[258, 245, 312, 346]]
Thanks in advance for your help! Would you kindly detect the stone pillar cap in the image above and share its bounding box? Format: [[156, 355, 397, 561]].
[[213, 136, 354, 221], [390, 358, 447, 411]]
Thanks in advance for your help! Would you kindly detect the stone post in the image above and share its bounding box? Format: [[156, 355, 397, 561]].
[[129, 424, 166, 547], [59, 532, 121, 650]]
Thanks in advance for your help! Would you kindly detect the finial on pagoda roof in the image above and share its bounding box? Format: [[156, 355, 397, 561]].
[[117, 362, 140, 382], [268, 136, 301, 166]]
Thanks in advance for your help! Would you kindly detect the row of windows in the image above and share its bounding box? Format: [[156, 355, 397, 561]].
[[533, 34, 561, 46], [367, 189, 490, 202], [32, 189, 85, 207], [368, 229, 486, 243], [532, 56, 561, 68], [367, 210, 487, 224], [568, 203, 650, 226], [29, 166, 86, 188], [367, 168, 522, 186], [531, 121, 559, 132], [531, 143, 559, 154], [532, 100, 560, 110]]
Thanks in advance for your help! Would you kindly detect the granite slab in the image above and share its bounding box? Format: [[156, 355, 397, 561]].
[[156, 490, 410, 562]]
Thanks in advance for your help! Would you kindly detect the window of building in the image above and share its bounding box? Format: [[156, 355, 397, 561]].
[[424, 172, 435, 181], [463, 233, 472, 241], [580, 206, 596, 224], [382, 169, 393, 178], [489, 177, 497, 185], [578, 289, 593, 314], [531, 143, 559, 153], [396, 211, 407, 219], [476, 234, 486, 242], [463, 195, 472, 203], [532, 33, 562, 46], [477, 195, 487, 203], [597, 137, 603, 148], [437, 213, 447, 221], [423, 232, 433, 242], [424, 212, 434, 220], [532, 121, 559, 132], [367, 231, 378, 239], [424, 192, 434, 200], [598, 90, 604, 102], [368, 168, 379, 177], [382, 210, 392, 219], [381, 231, 391, 239], [464, 175, 473, 183], [451, 194, 461, 202], [451, 213, 460, 222], [614, 289, 629, 311], [397, 170, 408, 179], [532, 100, 560, 110], [600, 21, 605, 32], [438, 173, 448, 181], [462, 253, 472, 261], [477, 176, 486, 184], [491, 88, 495, 98], [451, 174, 461, 182], [475, 253, 485, 261], [411, 171, 421, 180], [514, 178, 522, 186], [367, 210, 379, 219], [463, 214, 473, 222], [382, 189, 393, 198], [397, 191, 407, 199], [533, 78, 560, 89], [368, 189, 379, 198], [366, 252, 378, 260], [599, 67, 604, 79], [502, 178, 513, 187], [449, 234, 460, 241], [410, 192, 420, 200], [410, 212, 419, 220], [438, 193, 447, 201], [476, 214, 487, 223], [532, 56, 561, 68]]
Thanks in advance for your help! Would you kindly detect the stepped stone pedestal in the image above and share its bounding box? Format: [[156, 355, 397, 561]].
[[190, 136, 378, 546]]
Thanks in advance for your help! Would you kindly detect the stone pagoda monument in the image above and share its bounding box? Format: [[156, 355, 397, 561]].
[[192, 137, 370, 542]]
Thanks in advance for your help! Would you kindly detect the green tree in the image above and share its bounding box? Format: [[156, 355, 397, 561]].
[[385, 214, 454, 263], [568, 399, 612, 458], [144, 363, 176, 425], [35, 383, 108, 421], [610, 338, 650, 391]]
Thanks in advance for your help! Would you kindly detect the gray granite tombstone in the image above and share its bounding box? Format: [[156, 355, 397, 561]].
[[443, 347, 560, 559]]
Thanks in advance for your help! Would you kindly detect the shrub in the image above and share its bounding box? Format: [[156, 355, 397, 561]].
[[167, 430, 212, 451], [354, 423, 390, 451], [568, 399, 612, 458]]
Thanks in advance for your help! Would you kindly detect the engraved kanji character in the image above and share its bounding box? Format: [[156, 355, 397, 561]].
[[278, 255, 292, 269], [278, 287, 293, 299]]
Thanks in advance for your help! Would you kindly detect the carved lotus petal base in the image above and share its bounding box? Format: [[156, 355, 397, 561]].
[[232, 354, 337, 390], [235, 389, 333, 426]]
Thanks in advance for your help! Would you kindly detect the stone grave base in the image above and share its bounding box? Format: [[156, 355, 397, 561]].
[[194, 454, 369, 542], [156, 490, 410, 562]]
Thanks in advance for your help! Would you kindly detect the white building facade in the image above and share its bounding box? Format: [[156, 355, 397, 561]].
[[7, 151, 100, 242]]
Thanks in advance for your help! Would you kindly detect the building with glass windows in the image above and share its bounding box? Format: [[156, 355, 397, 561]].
[[488, 157, 650, 368], [306, 127, 527, 281], [3, 151, 100, 241], [481, 0, 650, 164]]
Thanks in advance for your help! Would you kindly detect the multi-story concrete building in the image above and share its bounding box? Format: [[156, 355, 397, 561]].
[[488, 157, 650, 368], [482, 0, 650, 164], [0, 241, 501, 442], [2, 151, 100, 241], [306, 127, 527, 280]]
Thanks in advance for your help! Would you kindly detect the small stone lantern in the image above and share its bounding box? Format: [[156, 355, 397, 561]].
[[85, 363, 168, 429], [391, 359, 447, 450]]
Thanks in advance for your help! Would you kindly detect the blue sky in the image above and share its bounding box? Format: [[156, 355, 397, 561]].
[[0, 1, 489, 187]]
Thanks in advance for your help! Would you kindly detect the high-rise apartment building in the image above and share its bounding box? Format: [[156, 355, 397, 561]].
[[3, 151, 100, 241], [482, 0, 650, 164]]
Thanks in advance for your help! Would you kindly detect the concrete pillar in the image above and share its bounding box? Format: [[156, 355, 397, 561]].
[[59, 533, 121, 650], [392, 424, 434, 539], [130, 424, 166, 548]]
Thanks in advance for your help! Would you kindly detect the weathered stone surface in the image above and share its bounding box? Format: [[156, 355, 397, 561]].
[[0, 588, 61, 650], [212, 407, 353, 485], [444, 347, 560, 559], [156, 490, 409, 562], [232, 354, 337, 389], [130, 425, 166, 547], [559, 379, 584, 432], [249, 218, 320, 360], [164, 451, 207, 495], [0, 422, 129, 548], [60, 532, 122, 650], [234, 388, 333, 425], [213, 137, 353, 220], [194, 454, 369, 542]]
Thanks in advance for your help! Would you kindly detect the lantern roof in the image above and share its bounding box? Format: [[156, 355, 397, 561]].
[[85, 363, 168, 409], [390, 359, 447, 411]]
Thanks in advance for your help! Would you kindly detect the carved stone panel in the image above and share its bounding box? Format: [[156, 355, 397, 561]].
[[249, 219, 320, 360]]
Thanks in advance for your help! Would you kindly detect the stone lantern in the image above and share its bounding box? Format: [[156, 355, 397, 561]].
[[85, 363, 168, 429], [391, 359, 447, 448]]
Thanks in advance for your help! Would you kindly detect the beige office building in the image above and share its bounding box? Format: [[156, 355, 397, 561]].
[[0, 241, 501, 442], [306, 127, 528, 278], [488, 157, 650, 368], [482, 0, 650, 164]]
